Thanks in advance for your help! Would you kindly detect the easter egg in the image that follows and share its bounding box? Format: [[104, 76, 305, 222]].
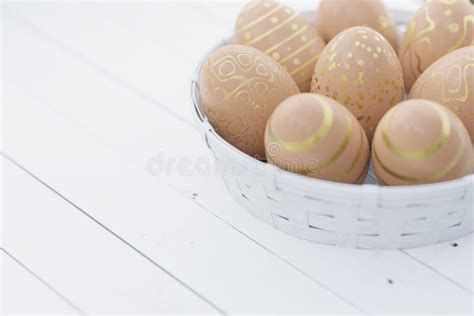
[[235, 0, 326, 91], [311, 26, 404, 141], [265, 93, 370, 184], [399, 0, 474, 90], [410, 46, 474, 143], [199, 44, 299, 159], [373, 99, 474, 186]]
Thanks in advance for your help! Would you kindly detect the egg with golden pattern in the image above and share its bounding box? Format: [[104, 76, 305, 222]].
[[315, 0, 398, 50], [410, 46, 474, 143], [199, 44, 299, 160], [399, 0, 474, 91], [372, 99, 474, 186], [265, 93, 370, 184], [311, 26, 404, 142], [234, 0, 326, 91]]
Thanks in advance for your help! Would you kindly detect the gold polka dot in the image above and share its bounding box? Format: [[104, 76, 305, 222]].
[[361, 43, 366, 48], [444, 9, 452, 16], [344, 63, 351, 70], [347, 53, 353, 58], [244, 32, 252, 40], [293, 58, 301, 65], [344, 95, 351, 105], [291, 23, 299, 30], [362, 35, 368, 40], [300, 35, 307, 42], [358, 60, 364, 66], [373, 53, 378, 59], [355, 41, 361, 46], [376, 47, 382, 53], [449, 23, 459, 33], [340, 74, 348, 81], [374, 36, 380, 41], [329, 62, 337, 71], [272, 52, 281, 60], [271, 17, 279, 24], [367, 46, 373, 52]]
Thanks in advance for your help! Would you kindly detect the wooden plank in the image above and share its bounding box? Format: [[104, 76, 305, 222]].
[[1, 249, 80, 315], [403, 234, 474, 293], [2, 2, 233, 123], [1, 89, 358, 313], [1, 156, 219, 314], [3, 3, 473, 313]]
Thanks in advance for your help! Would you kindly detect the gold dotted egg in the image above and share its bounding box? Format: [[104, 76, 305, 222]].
[[234, 0, 326, 92], [372, 99, 474, 186], [199, 44, 299, 160], [311, 26, 404, 142], [265, 93, 370, 184]]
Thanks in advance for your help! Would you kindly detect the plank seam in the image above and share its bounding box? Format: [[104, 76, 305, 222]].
[[2, 11, 194, 130], [188, 196, 369, 315], [1, 153, 226, 315], [1, 248, 85, 315], [400, 249, 474, 296], [5, 7, 473, 309]]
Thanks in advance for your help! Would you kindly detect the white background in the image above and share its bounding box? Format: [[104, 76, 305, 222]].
[[1, 0, 473, 315]]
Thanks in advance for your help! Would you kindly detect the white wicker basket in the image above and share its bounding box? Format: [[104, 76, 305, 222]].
[[191, 7, 474, 250]]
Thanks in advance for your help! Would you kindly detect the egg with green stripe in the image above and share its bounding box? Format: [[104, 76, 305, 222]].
[[265, 93, 370, 184], [234, 0, 326, 92], [372, 99, 474, 186]]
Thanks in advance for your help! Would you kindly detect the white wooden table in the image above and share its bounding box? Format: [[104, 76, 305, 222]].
[[1, 1, 473, 314]]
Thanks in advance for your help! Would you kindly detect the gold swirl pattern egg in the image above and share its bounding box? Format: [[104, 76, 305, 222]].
[[199, 44, 299, 160], [234, 0, 326, 92], [311, 26, 404, 142], [265, 93, 370, 184], [399, 0, 474, 90], [315, 0, 398, 50], [372, 99, 474, 186], [410, 46, 474, 143]]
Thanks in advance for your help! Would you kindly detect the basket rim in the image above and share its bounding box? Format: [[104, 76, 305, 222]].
[[192, 78, 473, 194], [191, 6, 474, 195]]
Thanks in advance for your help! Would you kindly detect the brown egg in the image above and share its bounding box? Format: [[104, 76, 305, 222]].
[[373, 99, 474, 186], [265, 93, 370, 184], [410, 46, 474, 143], [311, 26, 404, 142], [399, 0, 474, 90], [315, 0, 398, 50], [234, 0, 326, 91], [199, 44, 299, 160]]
